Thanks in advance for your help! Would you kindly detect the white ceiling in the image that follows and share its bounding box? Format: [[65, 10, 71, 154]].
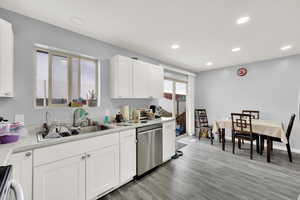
[[1, 0, 300, 72]]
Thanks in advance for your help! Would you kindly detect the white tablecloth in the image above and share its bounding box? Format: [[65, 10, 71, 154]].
[[212, 119, 287, 144]]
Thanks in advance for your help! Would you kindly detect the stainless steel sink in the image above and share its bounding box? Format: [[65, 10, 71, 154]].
[[76, 125, 110, 133], [115, 123, 133, 127], [37, 124, 111, 142]]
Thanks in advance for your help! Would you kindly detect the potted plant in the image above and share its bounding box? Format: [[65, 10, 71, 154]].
[[87, 90, 97, 107]]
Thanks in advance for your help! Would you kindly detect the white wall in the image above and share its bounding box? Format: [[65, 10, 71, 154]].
[[0, 8, 183, 125], [196, 55, 300, 151]]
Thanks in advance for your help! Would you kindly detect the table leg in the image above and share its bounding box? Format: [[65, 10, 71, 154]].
[[238, 139, 241, 149], [210, 130, 214, 145], [267, 137, 271, 163], [260, 136, 264, 155], [218, 128, 221, 143], [222, 128, 225, 151], [256, 137, 260, 154]]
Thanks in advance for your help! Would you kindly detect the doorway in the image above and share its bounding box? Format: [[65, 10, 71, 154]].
[[159, 79, 187, 137]]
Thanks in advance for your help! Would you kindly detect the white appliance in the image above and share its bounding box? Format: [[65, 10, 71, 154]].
[[0, 166, 24, 200]]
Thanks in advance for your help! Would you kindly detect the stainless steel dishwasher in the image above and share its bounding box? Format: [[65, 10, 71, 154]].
[[136, 123, 163, 176]]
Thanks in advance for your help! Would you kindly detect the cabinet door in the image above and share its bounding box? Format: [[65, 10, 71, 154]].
[[149, 64, 164, 99], [9, 151, 33, 200], [114, 55, 133, 98], [133, 60, 150, 98], [163, 121, 176, 162], [120, 130, 136, 184], [117, 56, 133, 98], [86, 144, 119, 200], [0, 19, 14, 97], [34, 155, 85, 200]]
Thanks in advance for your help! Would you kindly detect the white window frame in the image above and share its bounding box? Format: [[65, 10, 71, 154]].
[[34, 47, 100, 108]]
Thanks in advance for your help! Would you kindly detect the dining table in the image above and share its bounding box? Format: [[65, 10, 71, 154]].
[[212, 119, 286, 162]]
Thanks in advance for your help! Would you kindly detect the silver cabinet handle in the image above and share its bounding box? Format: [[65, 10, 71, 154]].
[[87, 154, 91, 158], [25, 152, 32, 157]]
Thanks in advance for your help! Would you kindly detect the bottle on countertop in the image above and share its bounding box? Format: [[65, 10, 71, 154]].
[[115, 112, 124, 123], [103, 109, 110, 124]]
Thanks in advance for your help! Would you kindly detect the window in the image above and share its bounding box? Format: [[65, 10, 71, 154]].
[[175, 82, 187, 96], [35, 48, 98, 108]]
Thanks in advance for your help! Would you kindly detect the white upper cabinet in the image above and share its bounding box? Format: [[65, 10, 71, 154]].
[[110, 55, 133, 98], [148, 63, 164, 99], [0, 18, 14, 97], [110, 55, 163, 99], [132, 60, 150, 98]]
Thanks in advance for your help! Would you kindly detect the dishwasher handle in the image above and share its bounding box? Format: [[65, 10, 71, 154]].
[[137, 128, 162, 135]]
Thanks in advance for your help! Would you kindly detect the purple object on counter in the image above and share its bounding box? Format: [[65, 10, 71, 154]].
[[0, 135, 20, 144]]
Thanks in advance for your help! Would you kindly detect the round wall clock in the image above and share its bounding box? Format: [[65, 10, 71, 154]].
[[237, 67, 247, 76]]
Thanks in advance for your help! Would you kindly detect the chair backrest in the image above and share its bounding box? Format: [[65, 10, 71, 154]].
[[242, 110, 260, 120], [231, 113, 253, 135], [286, 114, 296, 140], [195, 109, 209, 127]]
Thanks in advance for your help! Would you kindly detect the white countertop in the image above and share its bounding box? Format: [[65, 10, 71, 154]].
[[0, 117, 175, 166]]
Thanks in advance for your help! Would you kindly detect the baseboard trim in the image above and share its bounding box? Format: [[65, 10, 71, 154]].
[[224, 136, 300, 154]]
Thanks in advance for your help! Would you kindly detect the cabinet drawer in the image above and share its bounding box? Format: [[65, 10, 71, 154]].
[[34, 133, 119, 166], [119, 129, 136, 140], [163, 121, 176, 130]]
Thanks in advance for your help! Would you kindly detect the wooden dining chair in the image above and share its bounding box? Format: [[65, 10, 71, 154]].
[[260, 114, 295, 162], [242, 110, 260, 120], [231, 113, 259, 160], [240, 110, 260, 152], [195, 109, 214, 144]]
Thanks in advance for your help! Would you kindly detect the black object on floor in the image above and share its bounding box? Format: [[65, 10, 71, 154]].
[[172, 150, 183, 159], [176, 142, 187, 150]]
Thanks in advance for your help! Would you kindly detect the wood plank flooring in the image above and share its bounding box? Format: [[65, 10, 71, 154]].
[[100, 137, 300, 200]]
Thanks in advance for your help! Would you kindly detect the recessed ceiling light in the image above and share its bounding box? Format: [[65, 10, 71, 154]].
[[70, 17, 84, 25], [171, 44, 180, 49], [205, 62, 213, 66], [232, 47, 241, 52], [237, 16, 250, 25], [280, 45, 292, 51]]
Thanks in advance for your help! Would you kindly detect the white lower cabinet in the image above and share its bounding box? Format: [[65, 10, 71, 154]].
[[9, 151, 33, 200], [119, 129, 136, 184], [34, 155, 86, 200], [33, 133, 120, 200], [30, 123, 174, 200], [163, 121, 176, 162], [86, 145, 119, 200]]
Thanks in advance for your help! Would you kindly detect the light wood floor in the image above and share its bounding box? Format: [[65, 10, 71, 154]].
[[100, 137, 300, 200]]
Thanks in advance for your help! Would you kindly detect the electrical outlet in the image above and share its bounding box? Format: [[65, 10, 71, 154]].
[[15, 114, 25, 124]]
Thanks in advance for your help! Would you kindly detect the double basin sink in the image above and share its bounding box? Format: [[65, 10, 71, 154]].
[[37, 122, 137, 142]]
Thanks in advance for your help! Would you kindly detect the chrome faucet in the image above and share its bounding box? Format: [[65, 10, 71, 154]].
[[73, 108, 88, 127], [43, 111, 51, 133]]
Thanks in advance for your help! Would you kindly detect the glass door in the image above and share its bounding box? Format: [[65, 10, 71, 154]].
[[158, 79, 174, 117], [159, 79, 187, 137], [175, 81, 187, 137]]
